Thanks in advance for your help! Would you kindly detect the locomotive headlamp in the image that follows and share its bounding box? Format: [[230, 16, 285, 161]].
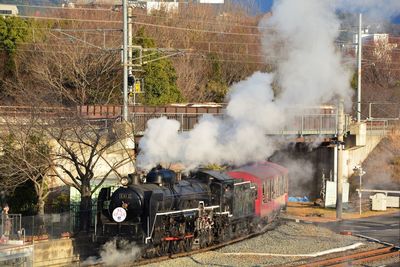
[[121, 177, 130, 186]]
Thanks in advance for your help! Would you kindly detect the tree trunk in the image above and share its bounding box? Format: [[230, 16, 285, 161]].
[[79, 181, 92, 232], [37, 198, 45, 216], [37, 198, 46, 235]]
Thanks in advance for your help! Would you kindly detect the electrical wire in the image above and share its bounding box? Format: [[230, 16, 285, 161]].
[[15, 3, 264, 30], [3, 13, 367, 37]]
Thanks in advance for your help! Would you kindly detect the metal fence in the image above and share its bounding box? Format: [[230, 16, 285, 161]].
[[0, 213, 74, 242], [0, 213, 22, 242], [20, 212, 74, 241]]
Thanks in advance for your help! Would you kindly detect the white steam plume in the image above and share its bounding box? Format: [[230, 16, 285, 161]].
[[261, 0, 353, 108], [138, 72, 281, 170], [137, 0, 353, 171], [81, 239, 141, 266]]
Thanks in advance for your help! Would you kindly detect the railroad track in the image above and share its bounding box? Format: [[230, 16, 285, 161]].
[[119, 219, 282, 267], [296, 246, 399, 267]]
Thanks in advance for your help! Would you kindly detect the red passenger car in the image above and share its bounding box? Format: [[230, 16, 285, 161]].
[[228, 161, 289, 222]]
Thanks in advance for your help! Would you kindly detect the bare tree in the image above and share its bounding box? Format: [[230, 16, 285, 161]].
[[46, 116, 134, 231], [1, 13, 123, 107], [0, 115, 51, 216]]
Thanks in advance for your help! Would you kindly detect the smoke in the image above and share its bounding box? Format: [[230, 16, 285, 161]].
[[81, 239, 141, 266], [137, 0, 353, 171], [261, 0, 352, 108], [276, 155, 315, 197], [138, 72, 281, 170]]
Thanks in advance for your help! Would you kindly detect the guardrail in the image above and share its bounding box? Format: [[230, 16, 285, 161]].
[[356, 189, 400, 196], [365, 120, 389, 136]]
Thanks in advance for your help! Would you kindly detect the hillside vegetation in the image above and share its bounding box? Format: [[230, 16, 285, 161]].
[[0, 3, 265, 106]]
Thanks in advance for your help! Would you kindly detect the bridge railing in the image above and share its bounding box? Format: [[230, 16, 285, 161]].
[[131, 112, 341, 136], [365, 119, 389, 136], [278, 113, 338, 135], [131, 112, 223, 134]]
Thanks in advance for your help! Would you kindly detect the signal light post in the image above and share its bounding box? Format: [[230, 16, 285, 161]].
[[353, 165, 366, 215]]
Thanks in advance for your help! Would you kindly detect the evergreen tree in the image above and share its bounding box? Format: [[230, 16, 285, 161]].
[[205, 53, 229, 102], [134, 28, 183, 105], [0, 16, 34, 74]]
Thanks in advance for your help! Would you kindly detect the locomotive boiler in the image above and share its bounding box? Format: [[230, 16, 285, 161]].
[[97, 162, 288, 256]]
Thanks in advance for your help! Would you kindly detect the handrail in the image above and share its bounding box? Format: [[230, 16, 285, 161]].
[[356, 189, 400, 195]]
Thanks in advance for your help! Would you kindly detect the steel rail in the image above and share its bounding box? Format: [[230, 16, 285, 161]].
[[339, 250, 399, 266], [128, 220, 281, 267], [88, 217, 281, 266], [296, 246, 398, 267]]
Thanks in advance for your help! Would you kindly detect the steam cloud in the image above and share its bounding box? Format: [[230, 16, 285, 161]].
[[137, 0, 353, 170], [81, 239, 140, 266]]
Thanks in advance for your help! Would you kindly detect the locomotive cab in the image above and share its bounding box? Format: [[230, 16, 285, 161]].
[[193, 170, 236, 213]]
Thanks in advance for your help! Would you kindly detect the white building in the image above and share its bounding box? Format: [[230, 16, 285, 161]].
[[0, 4, 18, 16]]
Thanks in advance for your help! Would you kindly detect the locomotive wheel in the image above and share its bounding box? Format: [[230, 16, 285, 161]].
[[158, 241, 169, 256], [183, 238, 193, 252], [199, 232, 208, 248], [144, 244, 156, 259], [169, 240, 180, 254]]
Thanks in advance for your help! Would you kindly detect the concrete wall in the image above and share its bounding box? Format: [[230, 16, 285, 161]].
[[48, 134, 136, 190], [0, 239, 76, 267], [33, 239, 76, 267], [342, 135, 383, 180]]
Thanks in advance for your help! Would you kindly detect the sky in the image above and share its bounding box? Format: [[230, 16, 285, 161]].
[[254, 0, 400, 24], [256, 0, 273, 12]]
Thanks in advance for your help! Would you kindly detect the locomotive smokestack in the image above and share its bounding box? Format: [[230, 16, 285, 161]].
[[128, 173, 141, 185]]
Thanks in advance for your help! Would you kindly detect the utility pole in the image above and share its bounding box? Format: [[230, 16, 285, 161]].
[[128, 5, 134, 105], [122, 0, 129, 121], [336, 99, 344, 220], [357, 13, 362, 123]]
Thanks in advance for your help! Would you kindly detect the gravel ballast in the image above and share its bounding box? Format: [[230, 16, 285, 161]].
[[142, 221, 384, 267]]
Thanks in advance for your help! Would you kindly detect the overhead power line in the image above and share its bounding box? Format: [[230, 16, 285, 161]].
[[4, 14, 262, 37], [14, 3, 263, 30], [14, 3, 376, 33], [7, 13, 374, 39]]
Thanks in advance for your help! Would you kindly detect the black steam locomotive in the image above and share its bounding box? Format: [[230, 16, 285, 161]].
[[97, 163, 287, 256]]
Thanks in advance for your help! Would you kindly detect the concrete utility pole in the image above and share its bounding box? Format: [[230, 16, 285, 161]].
[[357, 13, 362, 123], [128, 5, 134, 105], [336, 99, 345, 220], [122, 0, 129, 121]]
